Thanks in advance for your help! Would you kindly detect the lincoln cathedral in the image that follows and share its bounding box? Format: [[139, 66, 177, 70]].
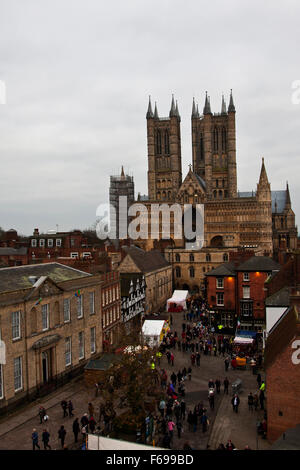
[[114, 92, 298, 293]]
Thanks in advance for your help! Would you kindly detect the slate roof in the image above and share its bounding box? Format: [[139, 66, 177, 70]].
[[194, 174, 207, 191], [205, 262, 236, 277], [265, 286, 290, 307], [238, 190, 287, 213], [122, 246, 170, 273], [236, 256, 280, 272], [0, 262, 90, 294]]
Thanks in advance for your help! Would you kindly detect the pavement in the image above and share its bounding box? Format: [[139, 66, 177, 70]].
[[0, 311, 272, 450]]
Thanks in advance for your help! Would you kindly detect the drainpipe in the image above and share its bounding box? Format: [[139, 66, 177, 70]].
[[23, 301, 30, 401]]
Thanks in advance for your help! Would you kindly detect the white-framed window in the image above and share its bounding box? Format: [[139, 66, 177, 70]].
[[243, 272, 250, 281], [89, 292, 95, 315], [71, 252, 79, 259], [90, 327, 96, 354], [217, 292, 224, 306], [83, 252, 91, 258], [65, 337, 72, 367], [39, 239, 45, 247], [243, 286, 250, 299], [14, 356, 22, 392], [102, 292, 105, 307], [216, 278, 224, 289], [0, 364, 3, 399], [56, 238, 62, 247], [112, 287, 115, 302], [42, 304, 49, 331], [47, 239, 53, 247], [77, 295, 83, 318], [113, 306, 116, 322], [117, 305, 120, 319], [63, 299, 71, 322], [109, 289, 112, 303], [79, 332, 84, 360], [109, 309, 112, 324], [105, 291, 108, 305], [31, 239, 37, 247], [12, 311, 21, 340]]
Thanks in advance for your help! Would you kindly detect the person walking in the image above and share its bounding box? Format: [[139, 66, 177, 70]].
[[208, 391, 215, 410], [200, 413, 208, 433], [248, 393, 254, 412], [256, 373, 262, 388], [73, 418, 80, 443], [159, 398, 166, 417], [215, 379, 221, 394], [32, 429, 40, 450], [253, 393, 259, 411], [58, 425, 66, 449], [88, 402, 94, 417], [196, 352, 201, 366], [176, 420, 183, 439], [180, 400, 186, 421], [68, 400, 74, 417], [231, 394, 240, 413], [223, 377, 229, 394], [38, 406, 46, 424], [61, 400, 68, 418], [42, 429, 51, 450], [168, 420, 175, 442], [89, 416, 97, 434], [170, 352, 174, 367], [224, 358, 229, 372], [259, 390, 265, 410]]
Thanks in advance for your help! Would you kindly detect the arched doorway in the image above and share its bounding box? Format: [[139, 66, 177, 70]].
[[210, 235, 223, 247]]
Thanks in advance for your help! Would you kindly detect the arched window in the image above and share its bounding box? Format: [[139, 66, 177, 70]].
[[157, 192, 161, 200], [168, 191, 171, 200], [222, 127, 226, 152], [175, 266, 181, 277], [164, 130, 170, 154], [155, 130, 162, 155], [219, 190, 223, 198], [200, 134, 204, 160], [216, 179, 219, 188], [189, 266, 195, 278], [213, 190, 217, 199], [206, 253, 211, 262], [213, 127, 218, 152], [223, 253, 228, 262], [175, 254, 180, 262], [189, 254, 194, 262], [162, 191, 166, 200]]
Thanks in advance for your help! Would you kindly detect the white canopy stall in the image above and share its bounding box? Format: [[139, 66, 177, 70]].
[[167, 290, 189, 312], [142, 320, 167, 347]]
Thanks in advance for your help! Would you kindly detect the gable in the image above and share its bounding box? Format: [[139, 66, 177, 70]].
[[26, 276, 64, 302]]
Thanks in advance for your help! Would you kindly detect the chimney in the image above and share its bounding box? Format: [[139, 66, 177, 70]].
[[33, 228, 39, 236]]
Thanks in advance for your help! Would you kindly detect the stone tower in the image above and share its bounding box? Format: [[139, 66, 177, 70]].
[[109, 167, 135, 240], [256, 158, 273, 254], [191, 90, 237, 199], [147, 96, 182, 202]]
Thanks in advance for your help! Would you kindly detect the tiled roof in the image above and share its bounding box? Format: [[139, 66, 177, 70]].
[[265, 286, 290, 307], [0, 262, 90, 294], [205, 262, 236, 277], [236, 256, 280, 272], [122, 246, 170, 273]]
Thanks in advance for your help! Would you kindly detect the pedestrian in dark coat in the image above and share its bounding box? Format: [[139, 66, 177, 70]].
[[58, 425, 66, 448], [231, 394, 240, 413], [42, 429, 51, 450], [223, 378, 229, 394], [61, 400, 68, 418], [73, 418, 80, 443], [68, 400, 74, 417], [89, 416, 97, 434], [176, 421, 183, 438]]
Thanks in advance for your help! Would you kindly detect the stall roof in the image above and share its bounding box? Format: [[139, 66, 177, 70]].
[[234, 337, 254, 344], [168, 290, 189, 302], [142, 320, 165, 337], [236, 329, 257, 339]]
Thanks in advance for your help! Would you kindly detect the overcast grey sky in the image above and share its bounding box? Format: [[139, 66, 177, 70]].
[[0, 0, 299, 235]]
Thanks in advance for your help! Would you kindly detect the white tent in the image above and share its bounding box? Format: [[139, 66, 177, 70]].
[[87, 434, 165, 450], [167, 290, 189, 311], [142, 320, 165, 347], [233, 336, 254, 344]]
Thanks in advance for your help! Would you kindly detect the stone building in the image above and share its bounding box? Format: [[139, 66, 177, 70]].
[[0, 263, 121, 414], [109, 166, 135, 241], [118, 246, 172, 314]]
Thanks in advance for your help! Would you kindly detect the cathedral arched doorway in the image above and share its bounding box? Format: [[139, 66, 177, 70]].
[[210, 235, 223, 247]]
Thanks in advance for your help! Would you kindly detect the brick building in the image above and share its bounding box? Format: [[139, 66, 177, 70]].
[[205, 254, 280, 331], [0, 263, 121, 414], [101, 271, 122, 350], [265, 304, 300, 442], [118, 245, 172, 314]]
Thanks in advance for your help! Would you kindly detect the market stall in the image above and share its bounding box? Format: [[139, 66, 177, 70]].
[[142, 319, 170, 347], [167, 290, 189, 312]]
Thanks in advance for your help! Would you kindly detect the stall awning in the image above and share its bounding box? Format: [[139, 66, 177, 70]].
[[234, 336, 254, 344], [236, 329, 257, 339]]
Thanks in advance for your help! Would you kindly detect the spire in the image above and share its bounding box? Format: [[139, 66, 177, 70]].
[[286, 181, 291, 208], [154, 102, 159, 119], [228, 89, 236, 113], [121, 166, 125, 178], [192, 97, 197, 118], [258, 157, 268, 184], [169, 94, 176, 117], [146, 95, 154, 119], [175, 100, 181, 120], [221, 94, 227, 114], [196, 104, 200, 118], [203, 91, 212, 115]]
